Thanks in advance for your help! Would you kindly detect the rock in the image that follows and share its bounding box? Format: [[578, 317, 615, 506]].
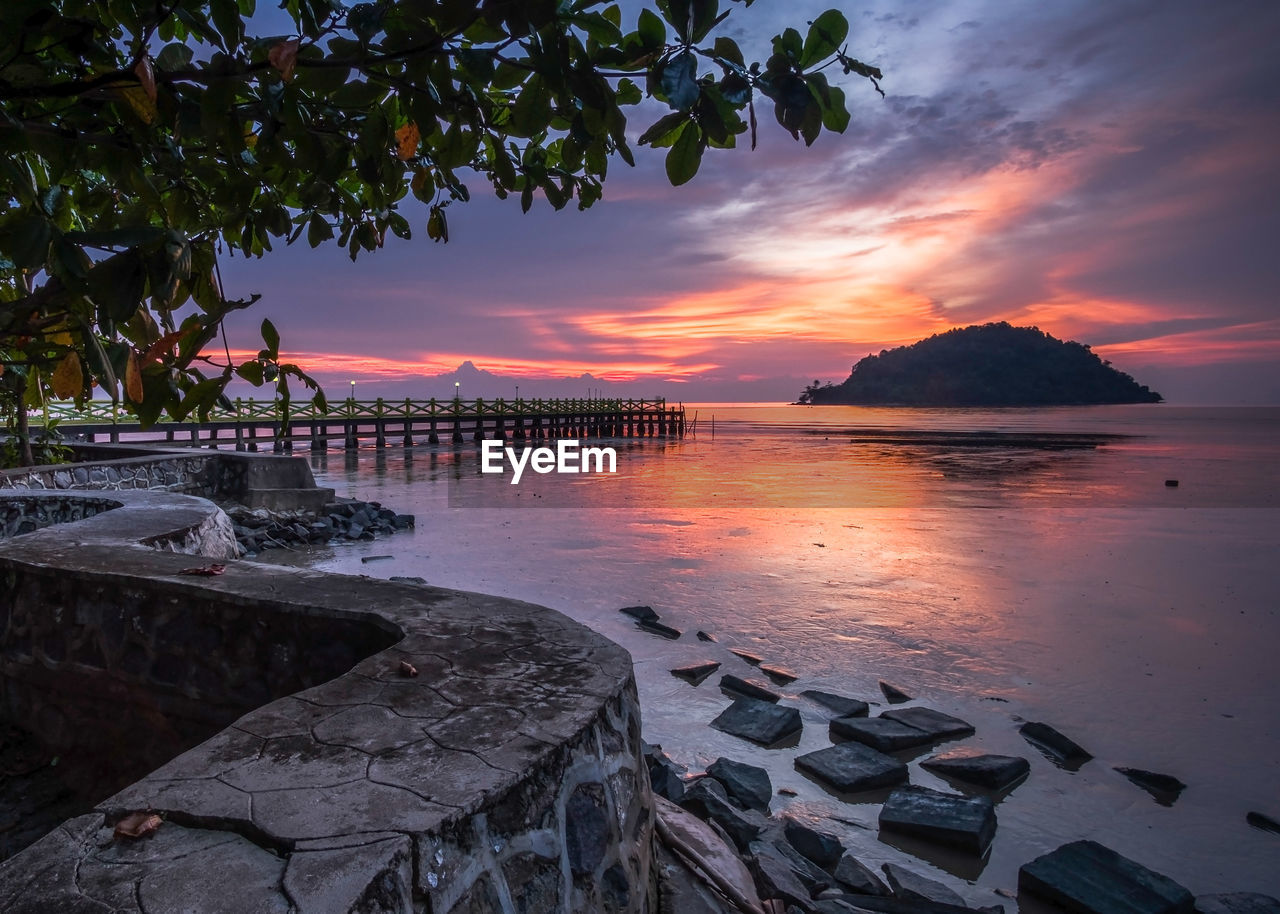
[[649, 759, 688, 804], [1246, 811, 1280, 836], [801, 690, 869, 718], [389, 576, 427, 585], [393, 514, 415, 528], [1019, 840, 1194, 914], [794, 743, 908, 794], [731, 649, 764, 665], [761, 664, 799, 685], [711, 698, 802, 747], [921, 748, 1030, 790], [671, 661, 721, 686], [697, 630, 717, 642], [829, 716, 933, 753], [1115, 767, 1186, 805], [619, 605, 659, 622], [637, 619, 682, 639], [749, 842, 817, 911], [682, 778, 764, 852], [881, 863, 968, 907], [707, 758, 773, 813], [878, 785, 997, 855], [880, 707, 974, 741], [1195, 894, 1280, 914], [879, 681, 912, 704], [768, 840, 834, 894], [1019, 721, 1093, 770], [360, 554, 394, 563], [1165, 479, 1179, 487], [720, 674, 782, 703], [833, 854, 890, 896], [783, 819, 844, 868]]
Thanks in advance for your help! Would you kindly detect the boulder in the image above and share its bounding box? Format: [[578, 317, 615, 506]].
[[833, 854, 889, 896], [1019, 721, 1092, 770], [680, 777, 764, 852], [711, 698, 802, 747], [1114, 767, 1186, 805], [801, 690, 870, 718], [783, 819, 844, 869], [1194, 894, 1280, 914], [769, 840, 835, 894], [1019, 840, 1194, 914], [671, 661, 721, 686], [749, 842, 817, 911], [878, 785, 997, 856], [794, 743, 907, 794], [880, 707, 974, 741], [830, 716, 933, 753], [707, 758, 773, 813], [619, 605, 659, 622], [637, 619, 682, 639], [879, 681, 912, 704], [721, 674, 782, 703], [881, 863, 968, 907], [921, 748, 1030, 790]]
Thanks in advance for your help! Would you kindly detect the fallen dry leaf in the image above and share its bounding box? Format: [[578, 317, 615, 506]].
[[114, 812, 162, 840], [268, 38, 300, 81], [398, 660, 418, 678], [177, 564, 226, 576]]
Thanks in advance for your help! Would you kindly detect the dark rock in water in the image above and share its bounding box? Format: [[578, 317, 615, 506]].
[[619, 604, 659, 622], [671, 661, 721, 686], [637, 618, 682, 639], [711, 697, 803, 747], [389, 575, 427, 585], [707, 757, 772, 813], [766, 839, 834, 894], [1246, 811, 1280, 836], [749, 842, 815, 910], [681, 777, 764, 852], [1019, 721, 1093, 770], [1115, 767, 1187, 805], [830, 716, 933, 752], [1019, 839, 1194, 914], [881, 863, 968, 907], [879, 681, 912, 704], [801, 690, 869, 718], [760, 664, 799, 685], [1195, 893, 1280, 914], [731, 649, 764, 665], [360, 554, 394, 563], [696, 630, 717, 642], [880, 707, 974, 741], [921, 748, 1030, 790], [794, 743, 907, 794], [833, 853, 890, 896], [783, 819, 844, 869], [720, 674, 782, 703], [1165, 479, 1180, 487], [393, 513, 415, 528], [879, 785, 997, 856]]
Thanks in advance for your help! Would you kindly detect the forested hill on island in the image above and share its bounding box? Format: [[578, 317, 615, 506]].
[[798, 323, 1163, 406]]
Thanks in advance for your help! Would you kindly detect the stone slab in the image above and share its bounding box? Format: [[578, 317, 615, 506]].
[[878, 785, 997, 855], [711, 698, 802, 746], [1019, 840, 1194, 914], [720, 674, 781, 703], [794, 743, 907, 794], [882, 863, 968, 907], [879, 707, 974, 741], [879, 681, 912, 704], [707, 757, 772, 812], [1019, 721, 1093, 770], [671, 661, 721, 686], [830, 716, 933, 752], [801, 690, 870, 718], [833, 853, 890, 896], [783, 818, 844, 868], [921, 748, 1030, 790], [1195, 894, 1280, 914]]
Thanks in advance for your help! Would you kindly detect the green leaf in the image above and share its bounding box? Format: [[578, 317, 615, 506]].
[[660, 52, 699, 110], [799, 10, 848, 68], [88, 250, 147, 323], [713, 36, 745, 68], [637, 8, 665, 47], [638, 111, 689, 146], [665, 121, 703, 185], [616, 78, 642, 106], [261, 318, 279, 354], [235, 360, 265, 385]]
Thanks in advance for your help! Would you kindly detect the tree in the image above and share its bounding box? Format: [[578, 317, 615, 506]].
[[0, 0, 883, 465]]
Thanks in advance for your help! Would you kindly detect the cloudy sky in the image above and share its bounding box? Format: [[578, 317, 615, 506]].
[[220, 1, 1280, 403]]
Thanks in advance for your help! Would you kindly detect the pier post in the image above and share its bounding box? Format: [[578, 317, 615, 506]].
[[375, 400, 387, 448], [247, 424, 258, 451], [235, 425, 245, 451], [428, 419, 440, 445], [345, 421, 357, 450], [310, 423, 322, 451], [207, 427, 218, 449]]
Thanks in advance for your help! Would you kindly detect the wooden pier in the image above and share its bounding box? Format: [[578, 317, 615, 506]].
[[33, 397, 686, 452]]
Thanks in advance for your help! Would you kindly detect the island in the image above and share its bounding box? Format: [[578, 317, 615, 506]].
[[797, 323, 1163, 406]]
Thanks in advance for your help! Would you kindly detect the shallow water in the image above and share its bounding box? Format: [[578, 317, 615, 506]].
[[260, 404, 1280, 903]]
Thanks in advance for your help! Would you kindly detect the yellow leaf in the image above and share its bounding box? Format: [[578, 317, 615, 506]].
[[395, 122, 420, 161], [268, 38, 300, 82], [49, 330, 74, 346], [125, 352, 144, 403], [51, 352, 83, 399], [119, 85, 157, 124]]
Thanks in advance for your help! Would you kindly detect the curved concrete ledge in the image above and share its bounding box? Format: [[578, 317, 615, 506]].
[[0, 491, 652, 913]]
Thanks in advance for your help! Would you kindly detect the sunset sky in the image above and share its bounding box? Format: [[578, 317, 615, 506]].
[[221, 1, 1280, 404]]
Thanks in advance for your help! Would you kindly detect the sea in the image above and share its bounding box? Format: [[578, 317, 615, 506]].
[[260, 403, 1280, 903]]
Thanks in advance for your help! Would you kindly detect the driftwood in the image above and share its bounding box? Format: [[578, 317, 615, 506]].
[[654, 795, 766, 914]]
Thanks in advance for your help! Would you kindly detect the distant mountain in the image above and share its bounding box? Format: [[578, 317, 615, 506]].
[[799, 323, 1163, 406]]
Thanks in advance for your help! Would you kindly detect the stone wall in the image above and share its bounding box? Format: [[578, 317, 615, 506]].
[[0, 488, 653, 914], [1, 493, 122, 538]]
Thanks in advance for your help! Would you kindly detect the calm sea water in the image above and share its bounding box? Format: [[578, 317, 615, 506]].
[[263, 404, 1280, 903]]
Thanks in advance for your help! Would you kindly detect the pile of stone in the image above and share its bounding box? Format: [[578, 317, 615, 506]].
[[223, 499, 414, 556]]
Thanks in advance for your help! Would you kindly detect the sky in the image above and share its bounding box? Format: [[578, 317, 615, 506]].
[[219, 1, 1280, 404]]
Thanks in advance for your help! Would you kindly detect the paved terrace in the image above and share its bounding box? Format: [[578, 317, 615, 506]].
[[0, 490, 652, 913]]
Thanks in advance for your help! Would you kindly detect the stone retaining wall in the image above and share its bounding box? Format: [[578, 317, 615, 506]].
[[0, 489, 653, 913]]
